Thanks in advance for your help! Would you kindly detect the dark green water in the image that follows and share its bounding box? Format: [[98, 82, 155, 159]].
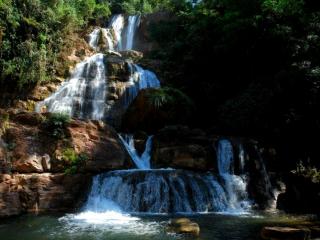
[[0, 212, 316, 240]]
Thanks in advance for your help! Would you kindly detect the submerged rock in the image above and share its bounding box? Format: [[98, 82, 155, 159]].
[[261, 226, 310, 240], [167, 218, 200, 237]]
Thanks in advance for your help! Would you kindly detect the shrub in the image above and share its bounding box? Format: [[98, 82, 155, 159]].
[[147, 87, 194, 110], [292, 161, 320, 183], [43, 113, 71, 139], [62, 148, 88, 174]]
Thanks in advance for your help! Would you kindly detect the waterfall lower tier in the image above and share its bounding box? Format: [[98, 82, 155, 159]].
[[84, 170, 251, 215]]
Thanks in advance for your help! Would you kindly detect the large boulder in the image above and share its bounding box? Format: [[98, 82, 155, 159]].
[[277, 173, 320, 214], [64, 120, 132, 172], [152, 126, 215, 170], [122, 88, 194, 133], [167, 218, 200, 237], [0, 173, 91, 217], [2, 111, 131, 173]]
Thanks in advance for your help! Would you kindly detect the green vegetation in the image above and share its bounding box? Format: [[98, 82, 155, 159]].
[[146, 0, 320, 167], [0, 0, 111, 89], [62, 148, 88, 174], [43, 112, 71, 139], [292, 161, 320, 183], [1, 0, 320, 168], [147, 86, 194, 111], [109, 0, 183, 14]]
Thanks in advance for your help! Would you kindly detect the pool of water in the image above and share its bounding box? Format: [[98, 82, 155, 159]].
[[0, 212, 317, 240]]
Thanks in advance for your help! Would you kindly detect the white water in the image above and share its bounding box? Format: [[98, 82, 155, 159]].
[[36, 54, 107, 120], [239, 144, 245, 173], [78, 139, 253, 215], [119, 135, 153, 170], [38, 15, 159, 121], [83, 170, 231, 214], [217, 139, 251, 213], [124, 15, 141, 50], [123, 63, 161, 107], [89, 15, 140, 52]]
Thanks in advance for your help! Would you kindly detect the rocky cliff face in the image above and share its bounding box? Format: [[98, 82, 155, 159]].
[[0, 173, 91, 217], [135, 12, 173, 55], [152, 126, 215, 171], [0, 111, 131, 218]]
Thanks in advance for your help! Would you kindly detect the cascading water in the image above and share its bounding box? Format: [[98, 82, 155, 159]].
[[36, 54, 107, 120], [89, 14, 140, 52], [83, 170, 230, 214], [119, 135, 153, 170], [123, 63, 161, 107], [37, 15, 158, 121], [40, 14, 260, 231], [217, 139, 251, 212], [81, 139, 253, 215], [124, 15, 141, 50]]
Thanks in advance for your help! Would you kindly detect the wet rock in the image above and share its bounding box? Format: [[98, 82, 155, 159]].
[[261, 226, 310, 240], [106, 56, 130, 82], [168, 218, 200, 237]]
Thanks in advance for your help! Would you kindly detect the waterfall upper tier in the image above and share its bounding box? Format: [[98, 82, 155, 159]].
[[36, 54, 160, 122], [37, 14, 160, 123], [89, 14, 141, 52]]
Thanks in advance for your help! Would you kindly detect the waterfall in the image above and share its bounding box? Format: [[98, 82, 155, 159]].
[[36, 54, 107, 120], [217, 139, 251, 212], [37, 15, 158, 121], [109, 14, 125, 51], [89, 15, 140, 52], [119, 135, 153, 170], [123, 63, 161, 107], [124, 15, 141, 50], [88, 28, 101, 50], [83, 170, 230, 214], [80, 139, 254, 215]]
